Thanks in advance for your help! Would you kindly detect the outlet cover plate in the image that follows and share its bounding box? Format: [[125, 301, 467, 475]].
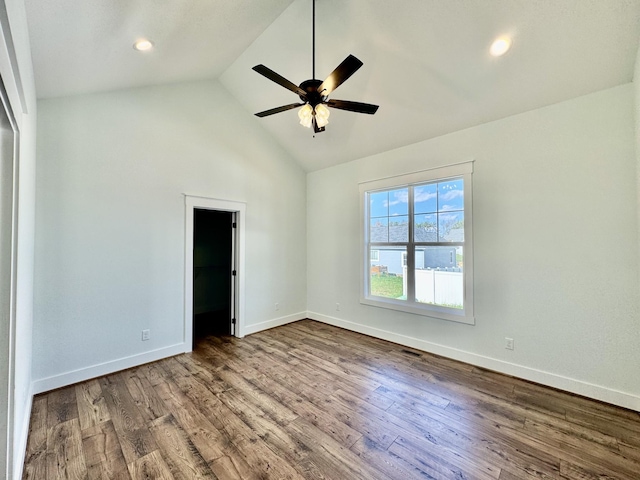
[[505, 337, 514, 350]]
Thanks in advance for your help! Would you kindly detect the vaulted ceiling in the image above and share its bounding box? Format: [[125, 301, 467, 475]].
[[25, 0, 640, 171]]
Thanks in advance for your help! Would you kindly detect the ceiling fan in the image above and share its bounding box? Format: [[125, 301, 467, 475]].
[[252, 0, 379, 133]]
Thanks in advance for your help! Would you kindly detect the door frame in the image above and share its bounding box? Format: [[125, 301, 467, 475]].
[[0, 74, 18, 479], [184, 195, 246, 351]]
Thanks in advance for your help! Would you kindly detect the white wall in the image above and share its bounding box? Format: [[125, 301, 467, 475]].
[[307, 83, 640, 410], [33, 80, 307, 387]]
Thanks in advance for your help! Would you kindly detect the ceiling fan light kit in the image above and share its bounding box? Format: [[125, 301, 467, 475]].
[[252, 0, 378, 133]]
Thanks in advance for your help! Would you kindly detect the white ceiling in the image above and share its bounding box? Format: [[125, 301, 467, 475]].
[[25, 0, 640, 172], [24, 0, 295, 97]]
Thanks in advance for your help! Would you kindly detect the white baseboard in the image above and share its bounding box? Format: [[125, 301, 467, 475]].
[[242, 312, 306, 336], [12, 383, 33, 480], [27, 311, 640, 411], [30, 311, 306, 394], [307, 311, 640, 412], [31, 343, 186, 395]]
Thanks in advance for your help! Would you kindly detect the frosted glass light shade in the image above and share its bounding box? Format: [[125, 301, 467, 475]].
[[298, 104, 313, 128], [315, 103, 330, 128]]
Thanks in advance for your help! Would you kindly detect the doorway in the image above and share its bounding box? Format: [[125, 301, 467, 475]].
[[184, 195, 246, 352], [193, 209, 234, 340]]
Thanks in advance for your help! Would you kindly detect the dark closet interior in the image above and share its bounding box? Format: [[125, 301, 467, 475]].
[[193, 209, 233, 340]]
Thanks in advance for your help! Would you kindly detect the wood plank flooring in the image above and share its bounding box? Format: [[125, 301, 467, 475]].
[[22, 319, 640, 479]]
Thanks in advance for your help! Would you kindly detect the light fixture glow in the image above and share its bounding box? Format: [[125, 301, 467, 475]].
[[133, 39, 154, 51], [298, 103, 313, 128], [314, 103, 330, 128], [490, 36, 512, 57]]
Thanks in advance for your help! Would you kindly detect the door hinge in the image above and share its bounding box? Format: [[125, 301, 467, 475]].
[[232, 318, 236, 324], [232, 222, 237, 228], [232, 270, 236, 276]]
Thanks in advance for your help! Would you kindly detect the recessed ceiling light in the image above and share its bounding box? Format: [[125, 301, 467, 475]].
[[133, 39, 154, 51], [490, 36, 512, 57]]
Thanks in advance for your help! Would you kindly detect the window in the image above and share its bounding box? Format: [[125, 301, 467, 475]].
[[360, 161, 474, 324]]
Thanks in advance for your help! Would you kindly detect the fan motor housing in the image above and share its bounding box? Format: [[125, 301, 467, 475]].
[[299, 79, 325, 107]]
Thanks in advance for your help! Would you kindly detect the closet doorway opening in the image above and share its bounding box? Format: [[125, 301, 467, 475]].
[[184, 196, 245, 352], [193, 209, 234, 340]]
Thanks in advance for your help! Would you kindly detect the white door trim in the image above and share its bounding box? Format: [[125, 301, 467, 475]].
[[0, 74, 19, 480], [184, 195, 246, 352]]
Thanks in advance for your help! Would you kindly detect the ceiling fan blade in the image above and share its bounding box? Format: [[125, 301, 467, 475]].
[[255, 103, 305, 118], [327, 99, 379, 114], [317, 55, 363, 96], [253, 65, 307, 97]]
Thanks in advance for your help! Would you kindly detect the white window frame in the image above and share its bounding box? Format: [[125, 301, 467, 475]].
[[359, 161, 474, 325]]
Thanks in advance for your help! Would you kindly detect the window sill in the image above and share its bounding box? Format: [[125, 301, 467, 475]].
[[360, 296, 475, 325]]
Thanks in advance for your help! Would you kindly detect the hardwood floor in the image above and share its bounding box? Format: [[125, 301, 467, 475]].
[[22, 319, 640, 479]]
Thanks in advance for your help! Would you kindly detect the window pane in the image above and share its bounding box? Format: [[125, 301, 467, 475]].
[[388, 188, 408, 216], [414, 183, 437, 214], [414, 213, 437, 242], [389, 215, 408, 242], [369, 191, 388, 218], [438, 179, 464, 212], [369, 247, 406, 300], [415, 247, 463, 309], [370, 217, 388, 242], [438, 211, 464, 242]]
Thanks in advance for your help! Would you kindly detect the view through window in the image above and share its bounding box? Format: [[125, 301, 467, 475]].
[[361, 162, 474, 323]]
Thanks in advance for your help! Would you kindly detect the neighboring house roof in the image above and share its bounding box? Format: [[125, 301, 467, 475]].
[[445, 228, 464, 242], [371, 225, 463, 243]]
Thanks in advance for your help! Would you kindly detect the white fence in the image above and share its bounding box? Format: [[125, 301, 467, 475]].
[[403, 268, 463, 307]]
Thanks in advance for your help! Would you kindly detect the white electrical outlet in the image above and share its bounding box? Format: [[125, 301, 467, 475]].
[[336, 303, 340, 311], [142, 329, 150, 341], [505, 337, 514, 350], [275, 303, 280, 311]]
